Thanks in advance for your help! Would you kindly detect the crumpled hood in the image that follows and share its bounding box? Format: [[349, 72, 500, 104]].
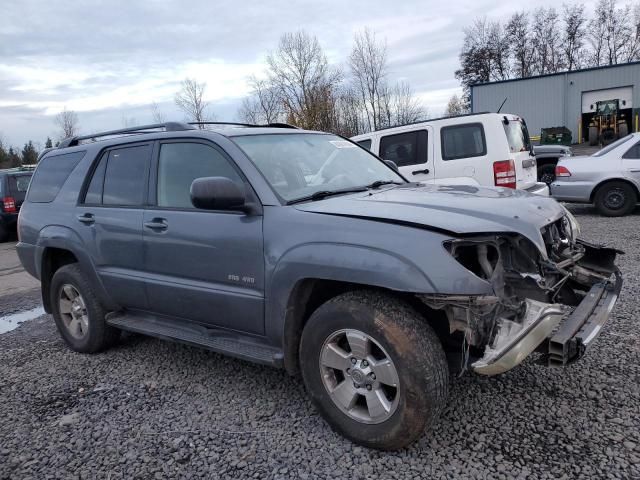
[[294, 183, 566, 254]]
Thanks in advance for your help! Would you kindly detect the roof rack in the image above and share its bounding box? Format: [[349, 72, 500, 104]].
[[188, 121, 300, 130], [58, 122, 195, 148]]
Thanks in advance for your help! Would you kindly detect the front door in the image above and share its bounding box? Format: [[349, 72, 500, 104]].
[[378, 129, 434, 183], [142, 140, 265, 335]]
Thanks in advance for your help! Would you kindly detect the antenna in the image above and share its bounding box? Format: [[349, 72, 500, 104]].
[[497, 97, 508, 113]]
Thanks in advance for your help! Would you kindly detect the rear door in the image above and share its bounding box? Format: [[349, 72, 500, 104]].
[[75, 143, 151, 310], [378, 129, 434, 182], [503, 117, 537, 190], [622, 138, 640, 186]]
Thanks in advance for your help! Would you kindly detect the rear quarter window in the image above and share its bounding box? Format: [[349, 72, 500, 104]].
[[27, 151, 86, 203], [357, 139, 372, 150], [440, 123, 486, 160]]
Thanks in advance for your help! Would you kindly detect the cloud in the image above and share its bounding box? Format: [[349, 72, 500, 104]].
[[0, 0, 597, 146]]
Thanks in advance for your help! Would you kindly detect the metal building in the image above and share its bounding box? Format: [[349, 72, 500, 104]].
[[471, 61, 640, 144]]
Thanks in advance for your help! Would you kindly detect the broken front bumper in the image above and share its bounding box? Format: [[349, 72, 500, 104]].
[[472, 271, 622, 375]]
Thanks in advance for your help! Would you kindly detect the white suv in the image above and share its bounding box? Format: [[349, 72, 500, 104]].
[[351, 113, 549, 195]]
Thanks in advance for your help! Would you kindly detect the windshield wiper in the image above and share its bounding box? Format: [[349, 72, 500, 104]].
[[286, 187, 368, 205], [366, 180, 404, 189]]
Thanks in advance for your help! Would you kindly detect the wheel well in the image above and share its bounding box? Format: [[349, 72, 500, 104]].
[[282, 279, 447, 375], [590, 178, 639, 202], [41, 248, 78, 313]]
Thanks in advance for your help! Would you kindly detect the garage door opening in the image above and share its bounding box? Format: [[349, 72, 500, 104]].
[[581, 87, 633, 145]]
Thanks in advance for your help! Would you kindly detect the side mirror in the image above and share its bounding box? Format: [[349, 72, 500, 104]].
[[384, 160, 399, 172], [190, 177, 246, 211]]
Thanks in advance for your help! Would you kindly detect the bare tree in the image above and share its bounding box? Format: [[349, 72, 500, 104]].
[[445, 94, 467, 117], [333, 87, 365, 137], [385, 81, 425, 127], [175, 78, 213, 127], [237, 77, 283, 124], [506, 12, 535, 78], [54, 107, 80, 139], [623, 3, 640, 62], [150, 102, 166, 123], [589, 0, 632, 66], [121, 114, 137, 128], [563, 3, 588, 70], [487, 21, 511, 81], [531, 7, 564, 74], [266, 30, 342, 130], [349, 28, 389, 132]]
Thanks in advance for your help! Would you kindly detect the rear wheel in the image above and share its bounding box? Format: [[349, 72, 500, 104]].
[[299, 291, 448, 450], [50, 264, 120, 353], [594, 181, 637, 217], [537, 164, 556, 185]]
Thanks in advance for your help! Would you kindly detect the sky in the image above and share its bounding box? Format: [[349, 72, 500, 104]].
[[0, 0, 598, 148]]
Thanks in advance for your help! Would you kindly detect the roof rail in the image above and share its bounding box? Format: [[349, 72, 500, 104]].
[[370, 112, 492, 133], [188, 121, 300, 130], [58, 122, 195, 148]]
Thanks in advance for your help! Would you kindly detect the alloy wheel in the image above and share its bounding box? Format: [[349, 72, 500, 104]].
[[58, 284, 89, 340], [319, 329, 400, 424]]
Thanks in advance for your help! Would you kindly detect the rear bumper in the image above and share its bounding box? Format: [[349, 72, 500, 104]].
[[549, 180, 593, 202], [524, 182, 550, 196], [472, 271, 622, 375]]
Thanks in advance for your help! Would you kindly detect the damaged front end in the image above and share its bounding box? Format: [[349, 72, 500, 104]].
[[420, 211, 623, 376]]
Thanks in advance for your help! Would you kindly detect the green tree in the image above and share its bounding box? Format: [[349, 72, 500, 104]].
[[21, 141, 39, 164], [6, 147, 21, 168], [45, 137, 53, 148]]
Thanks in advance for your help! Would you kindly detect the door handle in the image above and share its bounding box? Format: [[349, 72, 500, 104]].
[[76, 213, 95, 225], [144, 218, 168, 231], [412, 168, 430, 175]]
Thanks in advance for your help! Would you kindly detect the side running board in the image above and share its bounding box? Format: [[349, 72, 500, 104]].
[[106, 312, 284, 368]]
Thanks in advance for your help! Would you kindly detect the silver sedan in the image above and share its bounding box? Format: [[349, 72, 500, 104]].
[[551, 133, 640, 216]]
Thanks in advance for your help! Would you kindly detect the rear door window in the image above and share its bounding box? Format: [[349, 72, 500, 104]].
[[83, 144, 151, 206], [441, 123, 486, 160], [622, 141, 640, 159], [27, 151, 86, 203], [379, 131, 428, 166]]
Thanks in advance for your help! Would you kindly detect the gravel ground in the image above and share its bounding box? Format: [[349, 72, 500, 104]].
[[0, 205, 639, 479]]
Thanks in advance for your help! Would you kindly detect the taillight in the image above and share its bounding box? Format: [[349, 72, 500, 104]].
[[2, 196, 16, 213], [556, 165, 571, 177], [493, 160, 517, 189]]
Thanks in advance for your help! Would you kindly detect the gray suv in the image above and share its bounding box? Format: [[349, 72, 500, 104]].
[[17, 122, 622, 449]]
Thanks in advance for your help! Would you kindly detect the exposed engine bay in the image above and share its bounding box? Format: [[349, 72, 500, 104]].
[[419, 212, 622, 375]]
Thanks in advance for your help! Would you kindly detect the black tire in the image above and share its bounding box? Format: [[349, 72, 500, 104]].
[[594, 181, 637, 217], [537, 164, 556, 185], [299, 291, 448, 450], [50, 264, 120, 353]]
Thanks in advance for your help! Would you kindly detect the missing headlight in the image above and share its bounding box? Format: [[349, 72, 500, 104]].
[[445, 241, 500, 280]]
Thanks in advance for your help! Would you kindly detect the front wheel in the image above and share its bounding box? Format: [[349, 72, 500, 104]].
[[299, 291, 448, 450], [594, 181, 637, 217]]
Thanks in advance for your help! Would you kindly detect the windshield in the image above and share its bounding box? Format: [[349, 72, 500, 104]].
[[503, 119, 531, 153], [592, 135, 633, 157], [233, 133, 405, 202]]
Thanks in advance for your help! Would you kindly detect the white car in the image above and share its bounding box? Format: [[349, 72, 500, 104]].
[[351, 113, 549, 195], [551, 133, 640, 216]]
